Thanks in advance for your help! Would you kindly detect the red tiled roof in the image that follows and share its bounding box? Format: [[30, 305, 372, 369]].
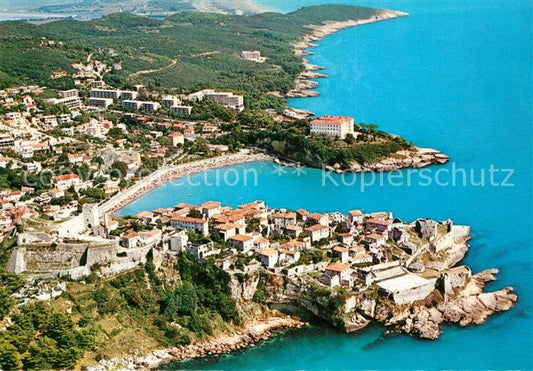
[[311, 115, 354, 126], [229, 234, 253, 242], [326, 262, 349, 272], [53, 174, 80, 182]]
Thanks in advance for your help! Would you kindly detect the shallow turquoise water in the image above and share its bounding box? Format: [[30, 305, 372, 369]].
[[120, 1, 532, 369]]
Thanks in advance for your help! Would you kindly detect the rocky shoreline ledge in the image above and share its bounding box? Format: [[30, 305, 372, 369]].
[[345, 147, 450, 173], [90, 315, 305, 370], [246, 225, 518, 341], [84, 206, 516, 368], [287, 9, 408, 99], [378, 269, 517, 340]]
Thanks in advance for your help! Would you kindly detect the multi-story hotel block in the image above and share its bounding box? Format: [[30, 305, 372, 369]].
[[140, 101, 160, 111], [204, 92, 244, 111], [122, 100, 160, 111], [58, 89, 79, 98], [187, 89, 215, 101], [162, 95, 181, 108], [170, 105, 193, 116], [51, 96, 83, 109], [120, 91, 138, 100], [90, 89, 121, 100], [310, 115, 356, 139], [88, 98, 114, 109], [122, 100, 141, 110], [187, 89, 244, 111]]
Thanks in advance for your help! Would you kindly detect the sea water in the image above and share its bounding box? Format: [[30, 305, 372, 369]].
[[120, 1, 533, 368]]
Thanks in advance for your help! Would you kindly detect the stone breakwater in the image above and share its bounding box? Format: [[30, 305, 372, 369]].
[[91, 316, 305, 370], [287, 9, 408, 99]]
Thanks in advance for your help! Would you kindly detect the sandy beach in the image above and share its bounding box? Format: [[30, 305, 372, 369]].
[[102, 151, 273, 216]]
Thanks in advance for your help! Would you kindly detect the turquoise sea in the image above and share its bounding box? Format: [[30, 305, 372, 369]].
[[120, 1, 533, 369]]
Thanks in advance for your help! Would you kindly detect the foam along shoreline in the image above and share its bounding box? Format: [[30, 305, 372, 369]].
[[93, 314, 305, 369], [103, 151, 272, 217], [288, 9, 409, 99], [106, 147, 449, 219]]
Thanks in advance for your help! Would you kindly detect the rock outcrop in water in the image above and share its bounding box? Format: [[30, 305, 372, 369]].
[[346, 147, 450, 173], [239, 226, 516, 341]]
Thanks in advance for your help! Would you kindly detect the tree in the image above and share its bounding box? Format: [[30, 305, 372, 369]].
[[84, 187, 105, 200], [157, 136, 170, 147], [164, 282, 198, 318], [189, 138, 210, 155], [245, 218, 260, 233], [0, 340, 22, 371], [359, 123, 378, 132], [0, 287, 15, 320], [238, 109, 275, 128], [46, 312, 76, 348], [344, 133, 355, 144], [110, 161, 128, 178], [187, 313, 212, 335], [25, 336, 57, 370], [91, 156, 104, 168]]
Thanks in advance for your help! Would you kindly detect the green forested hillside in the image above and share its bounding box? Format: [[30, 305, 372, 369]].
[[0, 5, 382, 108]]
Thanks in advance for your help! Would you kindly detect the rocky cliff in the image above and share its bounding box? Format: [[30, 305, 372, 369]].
[[235, 265, 516, 341]]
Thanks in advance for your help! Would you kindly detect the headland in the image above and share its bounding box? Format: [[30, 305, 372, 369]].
[[288, 9, 408, 99]]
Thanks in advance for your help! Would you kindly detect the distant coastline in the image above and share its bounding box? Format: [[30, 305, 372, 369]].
[[191, 0, 271, 14], [287, 9, 408, 99], [0, 0, 271, 23]]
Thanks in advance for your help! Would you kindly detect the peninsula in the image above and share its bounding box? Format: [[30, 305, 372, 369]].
[[0, 4, 499, 370], [3, 197, 517, 369]]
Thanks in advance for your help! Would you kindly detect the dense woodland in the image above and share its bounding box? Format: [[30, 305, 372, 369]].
[[0, 5, 381, 109], [0, 255, 240, 369], [219, 112, 413, 167]]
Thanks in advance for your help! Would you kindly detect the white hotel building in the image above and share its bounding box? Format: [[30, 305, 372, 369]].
[[90, 89, 121, 100], [187, 89, 244, 111], [310, 116, 356, 139]]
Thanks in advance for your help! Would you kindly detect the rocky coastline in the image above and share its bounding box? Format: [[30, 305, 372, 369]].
[[87, 209, 516, 368], [241, 225, 517, 341], [287, 9, 408, 99], [91, 315, 305, 370], [376, 269, 518, 340], [346, 147, 450, 173]]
